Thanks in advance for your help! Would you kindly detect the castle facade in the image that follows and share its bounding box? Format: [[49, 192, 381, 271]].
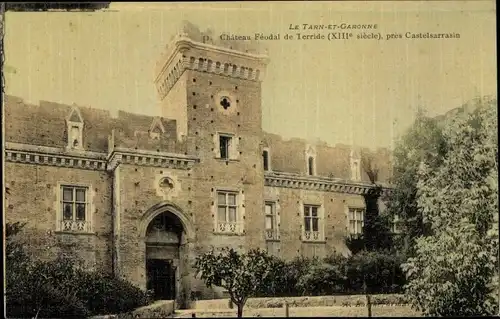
[[4, 33, 392, 304]]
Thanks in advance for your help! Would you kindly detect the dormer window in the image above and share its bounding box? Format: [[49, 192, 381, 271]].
[[149, 117, 166, 140], [66, 107, 84, 150], [305, 145, 317, 176], [350, 149, 361, 181], [71, 126, 80, 146], [308, 156, 315, 176], [263, 148, 271, 171]]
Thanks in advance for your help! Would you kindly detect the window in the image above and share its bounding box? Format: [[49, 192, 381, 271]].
[[216, 191, 238, 233], [66, 107, 84, 150], [351, 160, 361, 181], [263, 150, 269, 171], [60, 186, 89, 232], [219, 135, 232, 160], [303, 205, 321, 241], [392, 215, 402, 234], [265, 202, 278, 240], [220, 96, 231, 110], [308, 156, 315, 176], [71, 126, 80, 147], [348, 208, 365, 235], [304, 205, 319, 232]]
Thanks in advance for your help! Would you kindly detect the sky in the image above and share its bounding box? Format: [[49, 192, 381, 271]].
[[3, 1, 497, 149]]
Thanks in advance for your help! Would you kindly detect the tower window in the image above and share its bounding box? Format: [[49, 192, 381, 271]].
[[263, 150, 269, 171], [308, 156, 315, 176], [220, 97, 231, 110], [219, 135, 232, 160]]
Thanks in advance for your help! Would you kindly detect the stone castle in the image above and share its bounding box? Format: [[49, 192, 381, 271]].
[[4, 25, 393, 305]]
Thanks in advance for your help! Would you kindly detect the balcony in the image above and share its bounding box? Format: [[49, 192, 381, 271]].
[[60, 220, 90, 232], [265, 228, 279, 241]]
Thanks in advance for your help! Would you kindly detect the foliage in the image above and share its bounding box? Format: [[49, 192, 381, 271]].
[[76, 271, 152, 316], [383, 109, 446, 256], [403, 221, 498, 316], [194, 247, 276, 317], [416, 99, 498, 236], [347, 251, 406, 294], [347, 149, 396, 254], [296, 260, 347, 295], [256, 252, 406, 297], [403, 98, 499, 316], [7, 255, 91, 318], [5, 222, 151, 318]]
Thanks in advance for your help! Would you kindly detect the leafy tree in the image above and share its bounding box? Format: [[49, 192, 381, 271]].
[[403, 221, 497, 316], [403, 98, 499, 316], [383, 109, 446, 257], [193, 247, 276, 318]]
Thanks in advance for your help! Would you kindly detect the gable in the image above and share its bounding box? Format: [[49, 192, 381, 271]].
[[69, 109, 82, 122]]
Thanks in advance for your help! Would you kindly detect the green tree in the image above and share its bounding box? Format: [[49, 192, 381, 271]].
[[193, 247, 275, 318], [383, 110, 446, 257], [403, 98, 499, 316]]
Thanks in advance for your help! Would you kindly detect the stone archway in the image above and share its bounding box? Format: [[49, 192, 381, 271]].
[[139, 202, 194, 306]]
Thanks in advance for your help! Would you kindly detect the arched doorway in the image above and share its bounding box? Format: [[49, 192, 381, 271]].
[[145, 211, 184, 300]]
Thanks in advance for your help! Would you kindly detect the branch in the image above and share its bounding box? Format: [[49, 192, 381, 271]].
[[362, 155, 379, 184]]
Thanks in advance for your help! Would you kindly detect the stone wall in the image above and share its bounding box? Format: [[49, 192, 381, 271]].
[[263, 132, 392, 184], [4, 161, 112, 270], [263, 186, 367, 260]]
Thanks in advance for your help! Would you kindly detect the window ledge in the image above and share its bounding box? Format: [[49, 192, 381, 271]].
[[213, 231, 245, 236], [55, 230, 96, 236], [214, 158, 240, 163], [301, 240, 326, 244], [266, 238, 280, 242]]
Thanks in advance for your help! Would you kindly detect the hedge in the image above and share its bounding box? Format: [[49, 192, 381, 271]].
[[256, 251, 406, 297]]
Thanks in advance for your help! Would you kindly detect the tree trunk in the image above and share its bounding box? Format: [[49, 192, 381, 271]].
[[366, 294, 372, 317], [237, 303, 244, 318]]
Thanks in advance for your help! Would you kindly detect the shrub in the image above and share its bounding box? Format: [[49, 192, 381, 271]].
[[345, 251, 406, 294], [296, 262, 347, 296], [76, 271, 151, 316], [288, 251, 406, 296], [5, 222, 151, 318], [6, 256, 90, 318]]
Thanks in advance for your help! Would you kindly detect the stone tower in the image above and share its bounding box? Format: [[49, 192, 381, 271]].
[[153, 24, 270, 297]]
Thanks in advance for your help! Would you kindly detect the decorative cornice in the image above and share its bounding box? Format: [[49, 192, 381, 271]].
[[5, 144, 107, 171], [5, 143, 200, 172], [264, 172, 392, 195], [155, 36, 269, 100], [106, 148, 199, 172]]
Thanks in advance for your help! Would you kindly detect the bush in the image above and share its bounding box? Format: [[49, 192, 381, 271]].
[[5, 222, 151, 318], [269, 251, 406, 297], [345, 251, 406, 294], [7, 256, 91, 318], [256, 255, 322, 297], [296, 262, 347, 296], [76, 271, 151, 316]]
